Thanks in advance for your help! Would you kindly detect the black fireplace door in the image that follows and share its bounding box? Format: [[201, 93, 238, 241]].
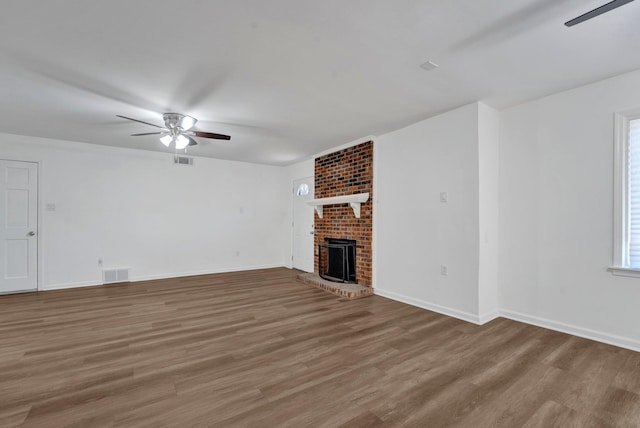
[[320, 238, 356, 283]]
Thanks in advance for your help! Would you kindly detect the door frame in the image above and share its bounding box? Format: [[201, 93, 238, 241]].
[[1, 157, 42, 292], [291, 176, 314, 272]]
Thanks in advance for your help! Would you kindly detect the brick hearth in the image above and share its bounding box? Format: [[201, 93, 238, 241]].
[[297, 272, 373, 299]]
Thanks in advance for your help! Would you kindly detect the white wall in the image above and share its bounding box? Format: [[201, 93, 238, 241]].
[[478, 103, 500, 320], [375, 103, 482, 321], [0, 133, 289, 289], [499, 68, 640, 348]]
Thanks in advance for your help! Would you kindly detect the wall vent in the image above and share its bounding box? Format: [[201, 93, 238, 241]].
[[174, 156, 194, 166], [102, 268, 130, 284]]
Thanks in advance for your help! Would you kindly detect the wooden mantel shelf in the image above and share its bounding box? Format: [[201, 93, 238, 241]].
[[306, 193, 369, 218]]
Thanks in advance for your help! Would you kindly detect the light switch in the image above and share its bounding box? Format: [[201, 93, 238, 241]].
[[440, 192, 448, 203]]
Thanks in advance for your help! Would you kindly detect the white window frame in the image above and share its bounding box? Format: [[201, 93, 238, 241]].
[[610, 108, 640, 277]]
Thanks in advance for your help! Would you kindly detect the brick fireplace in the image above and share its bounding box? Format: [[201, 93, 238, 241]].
[[314, 141, 373, 287]]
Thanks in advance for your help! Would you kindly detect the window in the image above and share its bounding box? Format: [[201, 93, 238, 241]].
[[612, 109, 640, 276], [296, 183, 310, 196]]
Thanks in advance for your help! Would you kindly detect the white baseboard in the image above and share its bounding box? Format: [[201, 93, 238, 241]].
[[131, 264, 284, 282], [40, 280, 102, 291], [374, 288, 482, 324], [478, 310, 500, 324], [499, 309, 640, 353], [38, 264, 285, 291], [374, 289, 640, 353], [37, 274, 640, 354]]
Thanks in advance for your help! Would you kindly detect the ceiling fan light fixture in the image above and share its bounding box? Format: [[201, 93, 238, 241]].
[[179, 115, 197, 131], [175, 134, 190, 150], [160, 134, 173, 147]]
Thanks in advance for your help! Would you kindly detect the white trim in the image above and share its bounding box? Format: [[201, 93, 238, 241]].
[[291, 176, 314, 272], [374, 287, 640, 352], [131, 264, 284, 282], [613, 107, 640, 270], [0, 157, 42, 292], [607, 266, 640, 278], [613, 112, 629, 268], [478, 310, 500, 324], [499, 309, 640, 353], [40, 280, 103, 291], [290, 177, 297, 271], [372, 138, 378, 290], [374, 288, 482, 324], [31, 266, 640, 353], [38, 264, 285, 291], [37, 160, 43, 292]]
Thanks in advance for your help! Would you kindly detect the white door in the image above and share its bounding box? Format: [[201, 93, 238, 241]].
[[0, 160, 38, 293], [292, 176, 314, 272]]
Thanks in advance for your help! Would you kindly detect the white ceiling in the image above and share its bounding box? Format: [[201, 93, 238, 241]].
[[1, 0, 639, 165]]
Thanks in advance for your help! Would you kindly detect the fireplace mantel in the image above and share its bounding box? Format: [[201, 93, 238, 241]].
[[307, 193, 369, 218]]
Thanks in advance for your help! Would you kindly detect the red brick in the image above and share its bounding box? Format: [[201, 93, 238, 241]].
[[314, 141, 373, 286]]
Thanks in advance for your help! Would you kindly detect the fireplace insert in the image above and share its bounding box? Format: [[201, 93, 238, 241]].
[[318, 238, 356, 283]]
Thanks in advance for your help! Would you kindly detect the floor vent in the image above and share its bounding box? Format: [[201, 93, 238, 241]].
[[102, 268, 130, 284], [174, 156, 194, 166]]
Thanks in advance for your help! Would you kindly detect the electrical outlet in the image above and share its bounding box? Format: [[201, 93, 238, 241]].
[[440, 192, 448, 203], [440, 265, 448, 276]]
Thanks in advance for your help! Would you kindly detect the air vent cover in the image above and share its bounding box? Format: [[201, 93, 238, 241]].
[[174, 156, 194, 166], [102, 268, 130, 284]]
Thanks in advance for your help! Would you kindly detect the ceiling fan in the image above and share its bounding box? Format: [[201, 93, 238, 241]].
[[565, 0, 635, 26], [116, 113, 231, 150]]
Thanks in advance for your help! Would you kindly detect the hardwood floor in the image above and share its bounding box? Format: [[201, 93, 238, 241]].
[[1, 268, 639, 427]]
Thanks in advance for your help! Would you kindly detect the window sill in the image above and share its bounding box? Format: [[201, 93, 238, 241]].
[[608, 267, 640, 278]]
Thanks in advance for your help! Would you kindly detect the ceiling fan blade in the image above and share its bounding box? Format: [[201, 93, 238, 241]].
[[131, 132, 162, 136], [116, 115, 164, 129], [565, 0, 635, 27], [193, 131, 231, 140], [187, 136, 198, 147]]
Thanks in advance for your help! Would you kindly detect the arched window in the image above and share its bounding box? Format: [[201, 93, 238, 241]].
[[296, 183, 310, 196]]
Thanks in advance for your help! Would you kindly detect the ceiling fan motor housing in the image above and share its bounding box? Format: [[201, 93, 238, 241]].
[[163, 113, 197, 130]]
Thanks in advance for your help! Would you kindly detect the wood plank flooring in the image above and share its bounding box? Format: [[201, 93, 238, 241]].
[[1, 267, 639, 427]]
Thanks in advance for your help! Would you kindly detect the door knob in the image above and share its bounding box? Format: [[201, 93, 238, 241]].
[[27, 231, 36, 236]]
